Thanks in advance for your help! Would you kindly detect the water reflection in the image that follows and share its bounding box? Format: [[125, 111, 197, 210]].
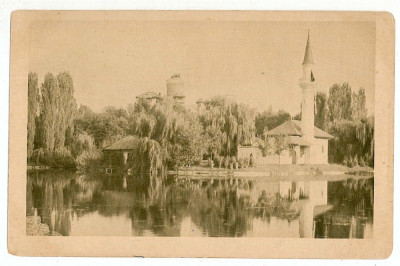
[[27, 170, 373, 238]]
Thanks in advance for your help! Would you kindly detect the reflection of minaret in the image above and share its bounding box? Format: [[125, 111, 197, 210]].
[[299, 31, 316, 144], [298, 180, 328, 238]]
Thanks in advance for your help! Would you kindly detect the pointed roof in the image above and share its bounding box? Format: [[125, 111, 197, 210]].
[[302, 31, 314, 65], [265, 120, 333, 139]]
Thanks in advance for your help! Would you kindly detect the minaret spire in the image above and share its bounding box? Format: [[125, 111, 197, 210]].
[[299, 31, 316, 150], [302, 30, 314, 65]]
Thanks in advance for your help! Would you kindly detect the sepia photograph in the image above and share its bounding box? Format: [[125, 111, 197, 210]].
[[8, 11, 394, 258]]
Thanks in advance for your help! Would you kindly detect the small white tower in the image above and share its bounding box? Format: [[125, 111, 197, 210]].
[[166, 73, 185, 106], [299, 31, 316, 143]]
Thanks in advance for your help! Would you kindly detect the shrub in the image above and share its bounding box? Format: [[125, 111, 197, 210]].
[[71, 133, 95, 157], [213, 156, 221, 168], [193, 158, 201, 166], [232, 157, 239, 169], [347, 157, 354, 168], [76, 149, 103, 170], [30, 148, 45, 165], [243, 157, 249, 168], [42, 147, 76, 168], [208, 158, 214, 168], [341, 156, 348, 166], [238, 157, 244, 168], [230, 157, 237, 169], [353, 154, 359, 166], [224, 156, 230, 168], [359, 156, 366, 167]]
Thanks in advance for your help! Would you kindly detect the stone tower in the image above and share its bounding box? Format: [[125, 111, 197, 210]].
[[299, 31, 316, 143], [166, 73, 185, 106]]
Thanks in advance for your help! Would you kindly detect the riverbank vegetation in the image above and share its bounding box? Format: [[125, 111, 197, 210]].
[[27, 72, 374, 178]]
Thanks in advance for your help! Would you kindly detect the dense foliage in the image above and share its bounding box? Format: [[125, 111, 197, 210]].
[[27, 71, 374, 173], [28, 72, 39, 160], [198, 96, 256, 157], [129, 98, 205, 167], [324, 84, 373, 166], [37, 72, 77, 152], [255, 107, 291, 137]]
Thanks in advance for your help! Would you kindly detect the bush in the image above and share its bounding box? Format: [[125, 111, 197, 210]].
[[359, 156, 366, 167], [341, 156, 348, 166], [193, 158, 201, 166], [224, 156, 230, 168], [71, 133, 96, 157], [213, 156, 221, 168], [76, 149, 103, 170], [208, 158, 214, 168], [353, 154, 359, 167], [230, 157, 237, 169], [42, 147, 76, 168], [231, 157, 239, 169], [238, 157, 244, 168], [347, 157, 354, 168], [243, 157, 249, 168], [30, 148, 45, 165]]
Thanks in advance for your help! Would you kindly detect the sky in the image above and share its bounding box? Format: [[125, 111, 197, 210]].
[[28, 19, 375, 116]]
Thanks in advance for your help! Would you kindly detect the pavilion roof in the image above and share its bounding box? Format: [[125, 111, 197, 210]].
[[265, 120, 333, 139]]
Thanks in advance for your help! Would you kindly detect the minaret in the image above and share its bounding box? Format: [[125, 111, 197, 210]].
[[299, 31, 315, 143]]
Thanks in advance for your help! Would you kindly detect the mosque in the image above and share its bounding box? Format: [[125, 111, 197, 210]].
[[135, 33, 333, 165], [264, 32, 333, 164]]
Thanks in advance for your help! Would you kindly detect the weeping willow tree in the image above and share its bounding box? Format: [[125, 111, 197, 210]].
[[126, 136, 166, 194], [129, 97, 204, 169], [199, 96, 256, 157]]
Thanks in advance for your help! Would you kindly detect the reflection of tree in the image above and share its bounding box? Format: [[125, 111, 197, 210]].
[[252, 190, 300, 222], [314, 177, 373, 238], [27, 170, 75, 235], [327, 178, 373, 217], [128, 184, 190, 236], [28, 170, 373, 238], [127, 179, 304, 237], [27, 170, 102, 236]]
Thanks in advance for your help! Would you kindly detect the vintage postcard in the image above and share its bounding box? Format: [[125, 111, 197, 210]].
[[8, 11, 394, 258]]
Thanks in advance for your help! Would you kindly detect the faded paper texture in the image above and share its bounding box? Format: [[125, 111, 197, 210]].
[[8, 11, 394, 258]]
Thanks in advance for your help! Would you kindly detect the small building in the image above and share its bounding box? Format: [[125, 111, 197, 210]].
[[265, 120, 333, 164], [136, 91, 161, 106], [103, 136, 139, 172]]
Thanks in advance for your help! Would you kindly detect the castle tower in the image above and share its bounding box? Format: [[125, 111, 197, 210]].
[[166, 73, 185, 106], [299, 31, 316, 143]]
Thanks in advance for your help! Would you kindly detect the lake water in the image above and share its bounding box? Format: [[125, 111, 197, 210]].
[[26, 170, 373, 238]]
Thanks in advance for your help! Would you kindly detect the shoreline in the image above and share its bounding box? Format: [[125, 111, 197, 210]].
[[169, 164, 373, 180]]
